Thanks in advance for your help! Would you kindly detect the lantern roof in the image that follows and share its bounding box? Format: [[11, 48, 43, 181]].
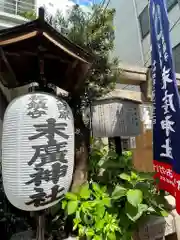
[[0, 8, 93, 94]]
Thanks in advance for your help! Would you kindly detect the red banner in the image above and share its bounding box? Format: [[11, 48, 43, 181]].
[[154, 160, 180, 213]]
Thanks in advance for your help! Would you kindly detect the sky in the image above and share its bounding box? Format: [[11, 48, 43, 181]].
[[37, 0, 75, 15], [72, 0, 101, 6], [37, 0, 102, 15]]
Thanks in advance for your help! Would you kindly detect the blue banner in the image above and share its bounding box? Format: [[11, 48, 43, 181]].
[[149, 0, 180, 213]]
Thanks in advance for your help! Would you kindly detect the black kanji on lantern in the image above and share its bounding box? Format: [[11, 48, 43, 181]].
[[26, 186, 65, 207], [25, 117, 69, 207], [27, 95, 48, 118], [56, 100, 70, 120], [29, 118, 69, 141], [26, 163, 68, 186], [28, 142, 67, 167]]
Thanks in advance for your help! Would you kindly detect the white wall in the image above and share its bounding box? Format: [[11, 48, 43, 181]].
[[110, 0, 180, 72], [109, 0, 144, 66]]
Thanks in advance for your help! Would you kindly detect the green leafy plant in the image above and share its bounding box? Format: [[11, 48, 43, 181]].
[[62, 171, 168, 240], [47, 139, 169, 239], [111, 171, 168, 238], [60, 139, 169, 240], [62, 183, 121, 240], [89, 139, 132, 186]]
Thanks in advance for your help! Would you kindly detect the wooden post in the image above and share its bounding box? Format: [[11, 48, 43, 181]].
[[108, 137, 123, 156], [114, 137, 123, 156], [36, 212, 45, 240]]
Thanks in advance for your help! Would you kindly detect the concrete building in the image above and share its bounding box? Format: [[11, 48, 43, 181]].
[[0, 0, 36, 158], [110, 0, 180, 73], [0, 0, 36, 29]]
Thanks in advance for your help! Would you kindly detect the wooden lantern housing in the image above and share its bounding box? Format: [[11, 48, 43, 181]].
[[0, 8, 93, 94]]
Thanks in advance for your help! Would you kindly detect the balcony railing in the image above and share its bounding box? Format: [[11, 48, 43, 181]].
[[0, 0, 36, 17]]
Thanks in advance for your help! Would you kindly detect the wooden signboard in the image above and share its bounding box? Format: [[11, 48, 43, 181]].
[[92, 99, 141, 138]]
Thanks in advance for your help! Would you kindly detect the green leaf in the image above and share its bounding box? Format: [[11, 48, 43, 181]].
[[92, 182, 101, 193], [139, 172, 155, 180], [127, 189, 143, 207], [87, 228, 94, 237], [76, 210, 80, 219], [93, 235, 102, 240], [121, 232, 133, 240], [65, 192, 78, 201], [83, 213, 94, 225], [135, 182, 149, 196], [125, 202, 142, 222], [119, 173, 131, 181], [81, 201, 91, 211], [101, 185, 107, 193], [131, 171, 138, 180], [108, 232, 116, 240], [103, 197, 111, 207], [147, 206, 156, 213], [96, 204, 105, 219], [125, 202, 148, 222], [80, 183, 90, 199], [95, 219, 105, 230], [118, 213, 131, 228], [101, 160, 121, 169], [138, 204, 148, 213], [73, 217, 81, 230], [112, 185, 127, 199], [78, 224, 85, 237], [160, 210, 169, 217], [61, 200, 67, 210], [67, 200, 78, 215]]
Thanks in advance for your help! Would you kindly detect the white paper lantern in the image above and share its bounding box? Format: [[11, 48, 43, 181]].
[[2, 92, 74, 211]]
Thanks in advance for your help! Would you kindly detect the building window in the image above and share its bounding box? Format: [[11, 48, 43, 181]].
[[1, 0, 35, 15], [166, 0, 178, 12], [139, 5, 150, 39], [173, 44, 180, 73], [139, 0, 177, 39]]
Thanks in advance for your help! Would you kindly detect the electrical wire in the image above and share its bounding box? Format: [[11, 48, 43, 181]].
[[87, 0, 111, 24], [103, 0, 111, 10]]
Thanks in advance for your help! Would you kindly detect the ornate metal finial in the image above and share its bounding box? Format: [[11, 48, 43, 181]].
[[38, 7, 45, 21]]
